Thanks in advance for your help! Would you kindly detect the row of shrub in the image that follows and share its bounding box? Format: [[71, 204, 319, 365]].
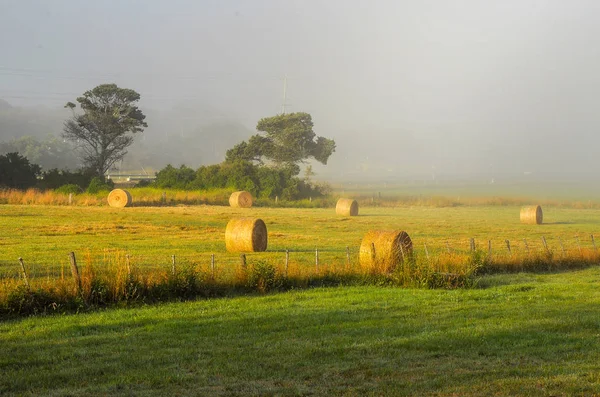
[[0, 152, 113, 193], [152, 161, 329, 200], [0, 152, 328, 201]]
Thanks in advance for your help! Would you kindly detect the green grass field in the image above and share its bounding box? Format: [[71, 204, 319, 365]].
[[2, 202, 600, 395], [2, 268, 600, 396], [2, 204, 600, 277]]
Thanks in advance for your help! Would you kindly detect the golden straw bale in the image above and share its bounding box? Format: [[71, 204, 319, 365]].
[[229, 191, 253, 208], [336, 198, 359, 216], [520, 205, 543, 225], [225, 218, 267, 252], [359, 230, 412, 273], [107, 189, 132, 208]]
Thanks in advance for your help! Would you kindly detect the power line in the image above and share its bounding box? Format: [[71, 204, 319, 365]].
[[0, 66, 291, 82]]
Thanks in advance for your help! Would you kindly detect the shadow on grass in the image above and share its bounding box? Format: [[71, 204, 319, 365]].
[[474, 265, 597, 289], [2, 282, 600, 396]]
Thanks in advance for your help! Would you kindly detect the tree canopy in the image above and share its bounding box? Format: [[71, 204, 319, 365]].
[[0, 152, 41, 189], [225, 112, 335, 175], [62, 84, 147, 178]]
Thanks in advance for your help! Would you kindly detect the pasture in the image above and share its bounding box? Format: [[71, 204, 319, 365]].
[[1, 203, 600, 277], [2, 200, 600, 395], [2, 269, 600, 395]]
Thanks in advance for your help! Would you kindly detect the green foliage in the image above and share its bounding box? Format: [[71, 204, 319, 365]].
[[4, 286, 63, 316], [152, 160, 327, 200], [37, 168, 94, 191], [62, 84, 147, 179], [55, 184, 82, 195], [154, 164, 196, 189], [0, 152, 41, 189], [226, 112, 336, 174], [246, 261, 280, 293], [86, 177, 114, 194]]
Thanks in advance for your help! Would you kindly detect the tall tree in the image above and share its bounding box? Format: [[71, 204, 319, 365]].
[[63, 84, 147, 178], [225, 112, 335, 175]]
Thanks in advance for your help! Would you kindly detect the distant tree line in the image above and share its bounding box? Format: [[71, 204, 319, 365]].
[[152, 160, 329, 200], [0, 83, 336, 201], [0, 152, 110, 194]]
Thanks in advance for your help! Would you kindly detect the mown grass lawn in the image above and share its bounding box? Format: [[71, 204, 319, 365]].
[[2, 267, 600, 396]]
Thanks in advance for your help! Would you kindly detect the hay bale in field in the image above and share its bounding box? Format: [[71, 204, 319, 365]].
[[107, 189, 132, 208], [229, 191, 253, 208], [336, 198, 358, 216], [225, 218, 267, 252], [359, 230, 412, 273], [520, 205, 543, 225]]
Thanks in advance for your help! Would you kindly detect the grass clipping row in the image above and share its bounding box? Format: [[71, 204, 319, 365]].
[[229, 191, 253, 208], [359, 230, 412, 273], [225, 218, 267, 252], [336, 198, 358, 216], [520, 205, 543, 224], [107, 189, 132, 208]]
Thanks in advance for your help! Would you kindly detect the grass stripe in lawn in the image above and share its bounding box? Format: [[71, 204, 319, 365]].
[[2, 267, 600, 395]]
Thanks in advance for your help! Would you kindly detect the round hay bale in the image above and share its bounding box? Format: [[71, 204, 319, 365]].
[[520, 205, 543, 225], [225, 218, 267, 252], [359, 230, 412, 273], [336, 198, 358, 216], [229, 191, 253, 208], [107, 189, 132, 208]]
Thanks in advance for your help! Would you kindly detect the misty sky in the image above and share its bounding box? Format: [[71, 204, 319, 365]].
[[1, 0, 600, 180]]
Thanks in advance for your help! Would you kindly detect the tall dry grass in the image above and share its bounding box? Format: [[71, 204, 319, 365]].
[[3, 243, 598, 318], [6, 187, 600, 209]]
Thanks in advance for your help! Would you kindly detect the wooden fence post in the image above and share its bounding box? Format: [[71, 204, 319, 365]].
[[592, 234, 597, 251], [469, 238, 476, 252], [18, 257, 30, 290], [69, 252, 82, 294], [575, 236, 582, 256], [346, 246, 351, 267], [285, 249, 289, 277], [315, 247, 319, 272], [541, 236, 550, 255], [371, 242, 376, 262], [240, 253, 247, 269], [126, 254, 131, 275], [424, 244, 430, 260], [171, 255, 176, 276], [523, 239, 530, 256], [505, 240, 511, 255], [211, 254, 215, 279]]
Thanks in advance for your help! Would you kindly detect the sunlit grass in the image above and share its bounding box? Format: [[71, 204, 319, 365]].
[[2, 268, 600, 395], [2, 204, 600, 275]]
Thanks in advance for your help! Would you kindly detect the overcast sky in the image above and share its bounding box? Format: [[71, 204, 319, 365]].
[[1, 0, 599, 180]]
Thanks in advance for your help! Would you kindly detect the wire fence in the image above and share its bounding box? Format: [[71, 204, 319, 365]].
[[2, 233, 599, 283]]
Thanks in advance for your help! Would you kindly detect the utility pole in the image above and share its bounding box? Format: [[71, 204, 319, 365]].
[[281, 74, 288, 114]]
